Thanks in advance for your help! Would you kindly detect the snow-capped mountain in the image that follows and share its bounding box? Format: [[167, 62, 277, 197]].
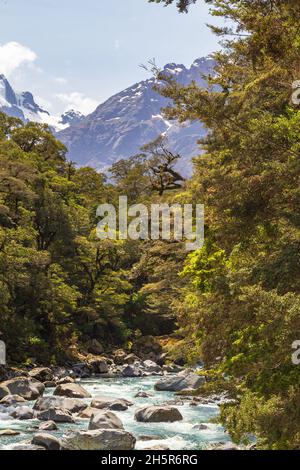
[[60, 109, 84, 126], [58, 57, 215, 174], [1, 57, 215, 175], [0, 74, 81, 131]]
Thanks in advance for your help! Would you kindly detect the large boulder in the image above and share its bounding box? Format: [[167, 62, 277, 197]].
[[29, 367, 54, 383], [62, 429, 136, 450], [32, 433, 61, 450], [142, 360, 162, 374], [1, 377, 44, 400], [72, 362, 92, 378], [89, 411, 124, 430], [135, 406, 183, 423], [154, 373, 205, 392], [34, 396, 87, 413], [122, 365, 142, 378], [113, 350, 127, 365], [124, 353, 140, 365], [88, 358, 109, 374], [91, 397, 133, 411], [37, 407, 75, 423], [57, 376, 75, 385], [0, 384, 10, 400], [39, 420, 58, 431], [11, 406, 34, 420], [77, 407, 100, 419], [53, 383, 91, 399], [0, 394, 26, 405]]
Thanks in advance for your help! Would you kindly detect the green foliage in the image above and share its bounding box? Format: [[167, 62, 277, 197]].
[[151, 0, 300, 449]]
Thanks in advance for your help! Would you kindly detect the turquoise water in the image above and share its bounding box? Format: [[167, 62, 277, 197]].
[[0, 376, 231, 450]]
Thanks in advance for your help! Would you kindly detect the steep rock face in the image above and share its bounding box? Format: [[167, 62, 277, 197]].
[[58, 57, 215, 174], [0, 74, 50, 122], [0, 75, 80, 131]]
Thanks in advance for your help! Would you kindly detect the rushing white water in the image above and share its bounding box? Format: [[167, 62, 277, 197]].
[[0, 376, 232, 450]]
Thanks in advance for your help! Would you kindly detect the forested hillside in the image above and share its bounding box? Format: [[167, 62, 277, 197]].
[[150, 0, 300, 450], [0, 115, 186, 364]]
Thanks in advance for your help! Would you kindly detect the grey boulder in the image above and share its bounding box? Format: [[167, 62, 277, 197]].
[[91, 397, 133, 411], [122, 365, 142, 377], [62, 429, 136, 450], [11, 406, 34, 420], [29, 367, 54, 383], [39, 420, 58, 431], [0, 394, 26, 405], [32, 433, 61, 450], [1, 377, 44, 400], [34, 396, 87, 413], [154, 373, 205, 392], [135, 406, 183, 423], [37, 408, 75, 423], [89, 411, 124, 430], [53, 382, 91, 399]]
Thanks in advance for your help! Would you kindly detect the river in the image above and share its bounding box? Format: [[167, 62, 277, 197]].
[[0, 375, 231, 450]]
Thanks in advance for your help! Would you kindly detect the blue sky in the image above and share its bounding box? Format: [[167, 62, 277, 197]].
[[0, 0, 223, 115]]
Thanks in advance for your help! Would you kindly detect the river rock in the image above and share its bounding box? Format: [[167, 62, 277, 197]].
[[124, 353, 140, 364], [88, 358, 109, 374], [193, 424, 209, 430], [113, 349, 127, 365], [12, 444, 45, 451], [11, 406, 34, 420], [134, 391, 153, 398], [142, 360, 162, 373], [53, 367, 76, 380], [78, 407, 100, 419], [89, 411, 124, 430], [29, 367, 54, 383], [62, 429, 136, 450], [0, 384, 10, 399], [154, 373, 205, 392], [34, 396, 87, 413], [0, 394, 26, 405], [53, 383, 91, 399], [39, 420, 58, 431], [122, 365, 142, 377], [37, 407, 75, 423], [1, 377, 45, 400], [32, 433, 61, 450], [72, 362, 92, 378], [139, 435, 162, 441], [57, 376, 75, 385], [135, 406, 183, 423], [44, 381, 57, 388], [0, 429, 21, 436], [91, 397, 133, 411]]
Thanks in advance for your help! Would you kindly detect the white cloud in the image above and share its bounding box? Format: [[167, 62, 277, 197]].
[[56, 92, 98, 115], [0, 42, 37, 77], [114, 39, 120, 50]]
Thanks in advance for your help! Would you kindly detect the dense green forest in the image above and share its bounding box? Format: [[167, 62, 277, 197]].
[[0, 115, 185, 364], [0, 0, 299, 450], [150, 0, 300, 450]]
